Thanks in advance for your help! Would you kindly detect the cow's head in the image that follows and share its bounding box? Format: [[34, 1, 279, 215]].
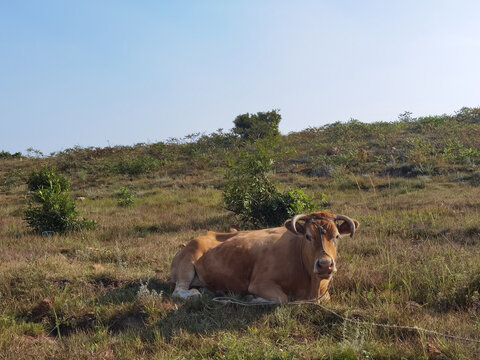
[[285, 212, 359, 279]]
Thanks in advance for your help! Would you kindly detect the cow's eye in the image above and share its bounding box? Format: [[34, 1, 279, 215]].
[[333, 234, 339, 245]]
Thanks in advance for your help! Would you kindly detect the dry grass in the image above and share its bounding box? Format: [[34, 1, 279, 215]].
[[1, 162, 480, 359]]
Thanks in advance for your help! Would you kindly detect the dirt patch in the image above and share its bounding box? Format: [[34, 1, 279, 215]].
[[49, 312, 97, 337], [109, 312, 146, 333], [31, 298, 54, 322], [89, 274, 120, 289]]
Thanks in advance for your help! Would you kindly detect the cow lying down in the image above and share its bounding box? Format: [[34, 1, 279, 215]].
[[169, 211, 359, 303]]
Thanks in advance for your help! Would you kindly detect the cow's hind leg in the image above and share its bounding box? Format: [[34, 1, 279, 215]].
[[170, 235, 224, 300], [172, 263, 201, 300], [170, 249, 201, 300]]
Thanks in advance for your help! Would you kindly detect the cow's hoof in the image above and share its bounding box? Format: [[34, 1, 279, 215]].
[[198, 287, 217, 297], [172, 288, 201, 300], [250, 296, 273, 304], [243, 295, 255, 302]]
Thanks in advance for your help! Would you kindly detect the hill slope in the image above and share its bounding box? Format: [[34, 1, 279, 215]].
[[1, 108, 479, 359]]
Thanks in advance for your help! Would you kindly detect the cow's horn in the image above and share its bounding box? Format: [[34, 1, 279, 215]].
[[291, 214, 308, 234], [335, 214, 356, 237]]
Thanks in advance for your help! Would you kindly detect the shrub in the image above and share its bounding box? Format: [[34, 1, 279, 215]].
[[233, 110, 281, 140], [107, 154, 161, 176], [24, 166, 96, 233], [0, 150, 22, 159], [27, 165, 70, 192], [223, 139, 321, 228], [455, 106, 480, 123], [468, 171, 480, 187], [147, 142, 167, 159], [117, 187, 135, 207], [2, 169, 25, 191], [442, 140, 480, 165]]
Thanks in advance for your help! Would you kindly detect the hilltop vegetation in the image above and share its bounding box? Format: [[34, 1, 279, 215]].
[[3, 107, 479, 189], [0, 108, 479, 359]]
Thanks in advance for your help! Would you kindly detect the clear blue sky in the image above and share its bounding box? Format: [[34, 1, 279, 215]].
[[1, 1, 479, 154]]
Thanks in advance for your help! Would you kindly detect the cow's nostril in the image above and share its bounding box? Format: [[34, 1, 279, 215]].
[[316, 258, 334, 272]]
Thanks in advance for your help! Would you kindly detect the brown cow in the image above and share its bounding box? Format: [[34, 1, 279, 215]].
[[169, 212, 359, 303]]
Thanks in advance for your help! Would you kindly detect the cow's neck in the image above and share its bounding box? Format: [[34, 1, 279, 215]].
[[299, 241, 314, 278], [300, 240, 330, 300], [311, 277, 330, 300]]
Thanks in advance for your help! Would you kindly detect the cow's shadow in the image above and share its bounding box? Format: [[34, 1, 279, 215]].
[[96, 278, 275, 341]]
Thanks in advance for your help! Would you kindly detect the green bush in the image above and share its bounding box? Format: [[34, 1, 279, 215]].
[[223, 139, 321, 228], [27, 165, 70, 192], [0, 150, 22, 159], [24, 166, 96, 233], [442, 140, 480, 165], [107, 154, 161, 176], [117, 187, 135, 207], [233, 110, 281, 140], [468, 171, 480, 187]]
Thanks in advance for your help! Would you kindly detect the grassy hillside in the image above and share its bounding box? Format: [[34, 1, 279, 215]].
[[1, 108, 480, 359]]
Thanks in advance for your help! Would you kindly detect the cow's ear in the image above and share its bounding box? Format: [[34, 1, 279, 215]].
[[285, 219, 306, 235], [338, 219, 360, 237]]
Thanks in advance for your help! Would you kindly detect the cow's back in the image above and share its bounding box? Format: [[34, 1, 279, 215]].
[[194, 227, 291, 293]]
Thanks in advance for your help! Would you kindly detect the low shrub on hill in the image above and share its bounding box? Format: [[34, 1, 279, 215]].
[[233, 109, 281, 140], [468, 171, 480, 186], [27, 164, 70, 192], [106, 154, 161, 176], [0, 150, 22, 159], [223, 138, 325, 228], [117, 187, 135, 207], [24, 165, 96, 233]]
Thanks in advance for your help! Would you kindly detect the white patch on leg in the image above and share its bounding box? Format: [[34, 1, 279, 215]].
[[172, 285, 201, 300]]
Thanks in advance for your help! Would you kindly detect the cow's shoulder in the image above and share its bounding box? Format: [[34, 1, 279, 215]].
[[228, 226, 288, 245]]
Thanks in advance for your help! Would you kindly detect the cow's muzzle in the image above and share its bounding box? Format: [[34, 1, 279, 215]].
[[314, 257, 336, 278]]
